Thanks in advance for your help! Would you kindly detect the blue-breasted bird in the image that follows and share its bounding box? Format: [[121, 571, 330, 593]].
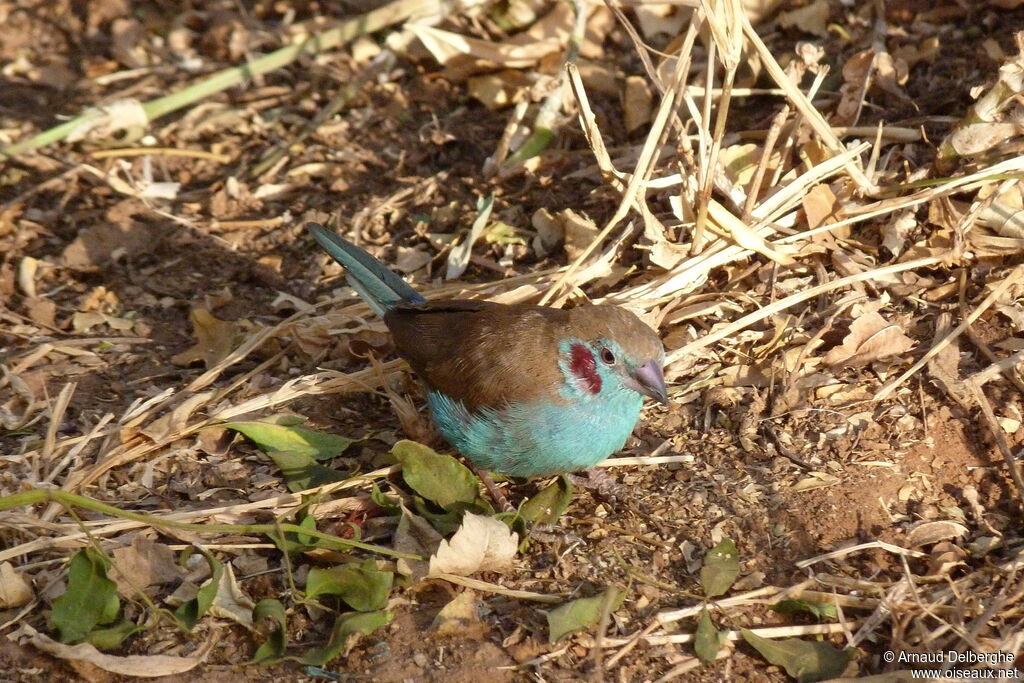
[[307, 222, 668, 479]]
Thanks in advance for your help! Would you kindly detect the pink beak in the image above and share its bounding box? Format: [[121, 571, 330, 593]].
[[626, 360, 669, 405]]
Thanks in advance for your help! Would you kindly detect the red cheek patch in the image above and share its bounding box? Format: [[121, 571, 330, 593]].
[[569, 343, 601, 394]]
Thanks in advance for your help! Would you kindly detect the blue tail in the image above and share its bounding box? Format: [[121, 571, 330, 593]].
[[306, 222, 425, 316]]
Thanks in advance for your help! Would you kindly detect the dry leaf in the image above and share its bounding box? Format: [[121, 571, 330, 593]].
[[208, 564, 255, 627], [71, 311, 134, 333], [906, 520, 969, 548], [561, 209, 599, 260], [432, 590, 484, 636], [0, 562, 33, 608], [394, 246, 432, 275], [777, 0, 830, 37], [803, 184, 840, 230], [428, 512, 518, 577], [61, 201, 156, 269], [882, 211, 916, 256], [623, 75, 653, 133], [395, 505, 444, 581], [170, 309, 241, 368], [110, 536, 186, 598], [823, 312, 915, 367], [926, 541, 968, 576], [24, 298, 57, 328], [28, 627, 213, 677]]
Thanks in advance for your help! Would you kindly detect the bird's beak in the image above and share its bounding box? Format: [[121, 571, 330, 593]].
[[626, 360, 669, 405]]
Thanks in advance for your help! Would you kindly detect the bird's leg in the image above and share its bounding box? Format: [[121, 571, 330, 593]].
[[566, 468, 623, 506], [473, 466, 514, 513]]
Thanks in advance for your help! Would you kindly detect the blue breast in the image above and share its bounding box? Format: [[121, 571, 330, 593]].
[[426, 387, 643, 478]]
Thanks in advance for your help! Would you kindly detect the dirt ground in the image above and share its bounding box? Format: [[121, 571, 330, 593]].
[[2, 0, 1024, 681]]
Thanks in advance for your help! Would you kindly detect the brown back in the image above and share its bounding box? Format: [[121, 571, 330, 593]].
[[384, 300, 662, 412]]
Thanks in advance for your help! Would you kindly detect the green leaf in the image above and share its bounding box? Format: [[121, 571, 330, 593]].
[[174, 547, 224, 630], [370, 483, 400, 512], [412, 496, 464, 536], [547, 586, 624, 644], [251, 599, 288, 664], [520, 476, 574, 525], [51, 548, 120, 643], [770, 599, 838, 621], [306, 560, 393, 612], [393, 440, 480, 510], [694, 609, 725, 664], [224, 420, 357, 461], [484, 221, 527, 246], [298, 610, 393, 666], [84, 619, 142, 650], [270, 513, 318, 555], [700, 538, 740, 598], [509, 127, 555, 163], [264, 449, 348, 492], [741, 629, 850, 682]]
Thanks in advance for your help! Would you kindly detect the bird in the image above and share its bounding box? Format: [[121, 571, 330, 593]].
[[307, 222, 668, 483]]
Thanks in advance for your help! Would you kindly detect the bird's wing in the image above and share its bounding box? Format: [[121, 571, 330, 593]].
[[384, 301, 570, 412]]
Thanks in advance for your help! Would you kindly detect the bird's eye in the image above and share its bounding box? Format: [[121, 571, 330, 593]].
[[600, 347, 616, 365]]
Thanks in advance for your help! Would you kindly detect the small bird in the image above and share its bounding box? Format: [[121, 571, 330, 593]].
[[307, 222, 668, 481]]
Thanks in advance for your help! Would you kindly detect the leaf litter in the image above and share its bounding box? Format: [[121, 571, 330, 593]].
[[1, 0, 1024, 680]]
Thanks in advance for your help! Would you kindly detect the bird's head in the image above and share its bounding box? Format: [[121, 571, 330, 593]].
[[558, 306, 668, 405]]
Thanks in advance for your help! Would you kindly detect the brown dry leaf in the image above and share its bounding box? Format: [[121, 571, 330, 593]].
[[432, 590, 484, 636], [110, 535, 186, 598], [633, 3, 688, 39], [576, 60, 618, 95], [395, 505, 444, 581], [0, 562, 33, 608], [926, 541, 968, 576], [428, 512, 518, 577], [927, 314, 970, 408], [170, 309, 241, 368], [803, 184, 840, 230], [61, 200, 155, 269], [906, 520, 969, 548], [467, 70, 531, 110], [534, 208, 602, 260], [140, 391, 216, 442], [881, 211, 916, 256], [24, 298, 56, 328], [394, 246, 432, 274], [977, 181, 1024, 238], [777, 0, 830, 37], [531, 208, 565, 257], [408, 3, 568, 69], [623, 75, 653, 133], [71, 311, 134, 333], [873, 51, 909, 98], [28, 627, 214, 677], [208, 563, 255, 628], [719, 143, 762, 189], [947, 121, 1023, 157], [835, 49, 873, 125], [823, 312, 915, 367]]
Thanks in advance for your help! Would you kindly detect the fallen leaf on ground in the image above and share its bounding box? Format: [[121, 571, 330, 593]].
[[170, 309, 242, 368], [110, 535, 185, 598], [428, 512, 518, 576], [28, 626, 214, 677], [0, 562, 33, 608], [823, 312, 915, 367], [547, 586, 624, 643]]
